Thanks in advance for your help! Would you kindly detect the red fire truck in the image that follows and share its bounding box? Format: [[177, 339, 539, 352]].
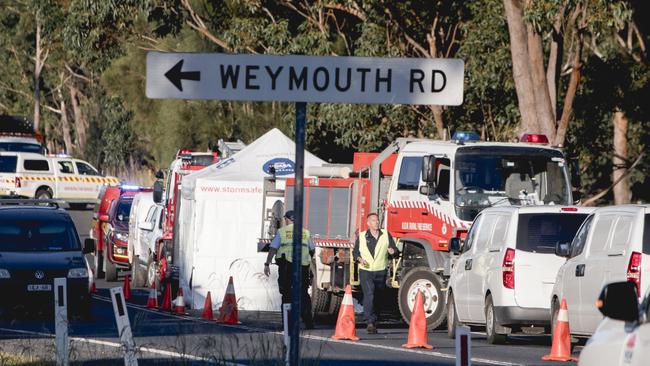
[[149, 150, 218, 287], [259, 132, 578, 329]]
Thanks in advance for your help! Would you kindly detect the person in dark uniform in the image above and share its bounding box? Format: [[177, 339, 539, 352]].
[[352, 212, 399, 334], [263, 210, 315, 329]]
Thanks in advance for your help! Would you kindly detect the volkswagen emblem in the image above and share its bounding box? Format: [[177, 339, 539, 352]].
[[34, 270, 45, 280]]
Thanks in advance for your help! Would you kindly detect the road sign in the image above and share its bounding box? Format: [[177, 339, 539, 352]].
[[146, 53, 464, 105], [54, 278, 68, 366]]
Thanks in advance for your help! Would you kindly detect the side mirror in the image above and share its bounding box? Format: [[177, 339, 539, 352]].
[[99, 214, 110, 221], [139, 221, 154, 231], [597, 281, 639, 323], [421, 155, 437, 184], [83, 238, 96, 254], [155, 170, 164, 180], [555, 242, 571, 258], [153, 181, 163, 204], [570, 159, 581, 188], [449, 237, 463, 255]]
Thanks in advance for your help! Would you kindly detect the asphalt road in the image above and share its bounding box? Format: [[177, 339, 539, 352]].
[[0, 208, 583, 365]]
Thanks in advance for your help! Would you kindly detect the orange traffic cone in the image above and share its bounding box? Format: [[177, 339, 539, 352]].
[[146, 282, 158, 309], [331, 285, 359, 341], [173, 288, 187, 315], [160, 283, 172, 311], [402, 291, 432, 349], [543, 299, 577, 362], [202, 291, 214, 320], [217, 277, 239, 324], [123, 275, 131, 300]]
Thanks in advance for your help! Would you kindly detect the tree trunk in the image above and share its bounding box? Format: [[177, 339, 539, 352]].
[[33, 13, 42, 133], [503, 0, 540, 134], [59, 98, 73, 154], [69, 84, 87, 154], [430, 105, 445, 139], [527, 25, 557, 141], [612, 111, 631, 204]]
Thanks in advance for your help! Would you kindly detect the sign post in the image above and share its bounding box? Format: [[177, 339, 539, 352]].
[[54, 277, 68, 366], [146, 52, 464, 366], [455, 326, 472, 366]]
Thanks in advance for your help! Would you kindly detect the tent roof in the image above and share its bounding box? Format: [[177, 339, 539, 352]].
[[182, 128, 325, 197]]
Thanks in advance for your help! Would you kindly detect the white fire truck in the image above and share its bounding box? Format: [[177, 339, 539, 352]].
[[259, 132, 578, 329]]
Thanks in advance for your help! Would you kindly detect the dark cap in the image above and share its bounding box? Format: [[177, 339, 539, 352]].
[[284, 210, 295, 221]]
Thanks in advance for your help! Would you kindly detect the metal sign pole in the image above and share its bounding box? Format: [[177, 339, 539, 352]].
[[54, 277, 68, 366], [290, 101, 306, 366]]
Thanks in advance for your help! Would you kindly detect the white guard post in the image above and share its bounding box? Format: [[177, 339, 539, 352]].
[[54, 278, 68, 366], [282, 303, 291, 366], [110, 287, 139, 366], [455, 326, 472, 366]]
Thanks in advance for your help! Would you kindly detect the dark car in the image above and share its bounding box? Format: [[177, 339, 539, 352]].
[[0, 200, 94, 318]]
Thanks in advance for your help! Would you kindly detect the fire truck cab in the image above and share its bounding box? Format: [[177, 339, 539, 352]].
[[261, 133, 576, 329]]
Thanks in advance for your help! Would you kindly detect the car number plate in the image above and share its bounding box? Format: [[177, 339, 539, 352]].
[[27, 284, 52, 291]]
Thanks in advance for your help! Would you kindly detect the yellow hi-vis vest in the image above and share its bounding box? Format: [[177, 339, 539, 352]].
[[277, 224, 311, 266], [358, 230, 389, 272]]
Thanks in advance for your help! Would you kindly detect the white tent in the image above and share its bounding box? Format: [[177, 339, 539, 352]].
[[177, 128, 326, 311]]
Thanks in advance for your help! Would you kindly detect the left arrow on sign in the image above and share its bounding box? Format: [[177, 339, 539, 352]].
[[164, 60, 201, 92]]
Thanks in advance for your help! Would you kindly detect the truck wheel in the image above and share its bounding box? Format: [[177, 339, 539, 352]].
[[447, 291, 460, 339], [35, 188, 52, 200], [147, 258, 159, 289], [310, 261, 331, 320], [95, 250, 105, 279], [130, 255, 146, 288], [328, 293, 343, 317], [104, 252, 118, 282], [398, 267, 447, 330], [485, 294, 507, 344]]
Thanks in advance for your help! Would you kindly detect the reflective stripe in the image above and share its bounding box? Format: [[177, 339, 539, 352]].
[[557, 308, 568, 323], [341, 293, 354, 306]]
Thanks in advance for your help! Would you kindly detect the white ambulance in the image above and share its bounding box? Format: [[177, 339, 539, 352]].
[[0, 152, 119, 203]]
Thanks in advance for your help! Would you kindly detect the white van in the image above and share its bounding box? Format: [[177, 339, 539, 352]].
[[128, 192, 162, 287], [551, 204, 650, 338], [447, 205, 594, 343], [0, 152, 118, 202]]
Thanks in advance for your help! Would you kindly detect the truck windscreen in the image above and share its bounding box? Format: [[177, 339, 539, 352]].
[[454, 146, 570, 221]]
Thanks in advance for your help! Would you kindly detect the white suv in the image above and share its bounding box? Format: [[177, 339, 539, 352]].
[[551, 204, 650, 338], [447, 205, 594, 343]]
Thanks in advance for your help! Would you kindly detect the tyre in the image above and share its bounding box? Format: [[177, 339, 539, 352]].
[[485, 294, 507, 344], [398, 267, 447, 330], [447, 291, 460, 338], [35, 187, 52, 200], [328, 293, 343, 316], [95, 249, 105, 279], [310, 261, 331, 319], [104, 250, 118, 282], [147, 258, 159, 289], [131, 255, 146, 288]]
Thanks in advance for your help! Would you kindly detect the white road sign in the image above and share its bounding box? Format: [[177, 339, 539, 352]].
[[146, 52, 464, 105]]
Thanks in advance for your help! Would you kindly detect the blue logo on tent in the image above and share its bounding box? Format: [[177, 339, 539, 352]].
[[263, 158, 295, 176]]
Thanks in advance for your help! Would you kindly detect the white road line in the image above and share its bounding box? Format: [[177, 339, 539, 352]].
[[92, 295, 522, 366], [0, 327, 244, 365]]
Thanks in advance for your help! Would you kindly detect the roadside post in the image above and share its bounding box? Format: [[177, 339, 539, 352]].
[[282, 303, 291, 366], [110, 287, 139, 366], [54, 277, 68, 366], [146, 52, 464, 366], [455, 326, 472, 366]]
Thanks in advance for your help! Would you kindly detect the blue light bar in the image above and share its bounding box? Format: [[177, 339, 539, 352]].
[[120, 184, 141, 191], [452, 131, 480, 141]]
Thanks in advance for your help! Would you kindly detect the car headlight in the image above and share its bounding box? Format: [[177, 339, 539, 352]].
[[68, 268, 89, 278], [0, 269, 10, 279], [113, 231, 128, 242]]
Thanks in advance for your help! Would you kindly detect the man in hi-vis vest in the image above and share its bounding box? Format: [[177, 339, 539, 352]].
[[352, 213, 399, 334], [264, 210, 315, 329]]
